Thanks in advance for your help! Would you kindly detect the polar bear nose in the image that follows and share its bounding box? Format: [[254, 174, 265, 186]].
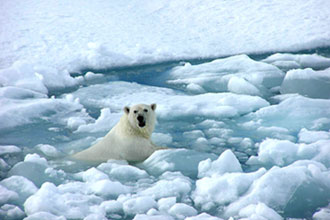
[[137, 115, 144, 122]]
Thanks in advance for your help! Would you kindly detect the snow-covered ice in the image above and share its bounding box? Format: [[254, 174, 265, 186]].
[[1, 0, 330, 219]]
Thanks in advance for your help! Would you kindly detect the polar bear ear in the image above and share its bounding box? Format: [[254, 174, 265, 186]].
[[124, 106, 130, 114], [151, 103, 157, 111]]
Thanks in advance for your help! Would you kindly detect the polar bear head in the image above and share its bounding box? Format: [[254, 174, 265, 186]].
[[123, 103, 157, 138]]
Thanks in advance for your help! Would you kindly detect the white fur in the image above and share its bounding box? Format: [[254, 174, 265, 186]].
[[73, 104, 162, 163]]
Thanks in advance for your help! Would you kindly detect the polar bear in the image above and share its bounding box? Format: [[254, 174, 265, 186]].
[[73, 103, 164, 163]]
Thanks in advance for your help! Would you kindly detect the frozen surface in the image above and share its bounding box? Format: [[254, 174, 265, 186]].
[[168, 55, 284, 96], [1, 0, 330, 219], [280, 67, 330, 99], [1, 52, 330, 219], [263, 53, 330, 70], [1, 0, 330, 72]]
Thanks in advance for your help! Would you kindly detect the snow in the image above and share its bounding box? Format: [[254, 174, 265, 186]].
[[1, 0, 330, 219], [1, 0, 330, 72]]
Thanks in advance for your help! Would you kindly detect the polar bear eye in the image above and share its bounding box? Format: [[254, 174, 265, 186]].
[[144, 109, 148, 113], [134, 110, 138, 114]]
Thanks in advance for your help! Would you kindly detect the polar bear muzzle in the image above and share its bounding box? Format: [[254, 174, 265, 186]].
[[137, 115, 146, 127]]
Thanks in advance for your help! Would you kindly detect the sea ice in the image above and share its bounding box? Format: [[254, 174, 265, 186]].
[[241, 95, 330, 132], [313, 204, 330, 220], [70, 81, 269, 120], [0, 175, 38, 206], [24, 182, 103, 219], [198, 149, 242, 178], [0, 95, 90, 131], [2, 0, 330, 71], [262, 53, 330, 70], [280, 68, 330, 99], [139, 172, 191, 200], [238, 202, 283, 220], [0, 185, 19, 205], [0, 204, 25, 220], [168, 203, 198, 218], [193, 168, 266, 211], [138, 148, 217, 178], [23, 211, 66, 220], [298, 128, 330, 144], [224, 160, 330, 218], [168, 55, 284, 96], [122, 196, 157, 216], [247, 139, 330, 168], [0, 145, 21, 156]]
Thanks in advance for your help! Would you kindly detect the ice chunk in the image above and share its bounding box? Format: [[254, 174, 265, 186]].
[[0, 204, 25, 220], [83, 213, 107, 220], [227, 76, 261, 96], [76, 108, 121, 133], [0, 145, 21, 156], [168, 55, 284, 95], [34, 65, 80, 91], [71, 81, 269, 120], [151, 133, 173, 146], [77, 167, 109, 182], [0, 86, 47, 99], [185, 213, 224, 220], [133, 214, 174, 220], [168, 203, 197, 218], [193, 168, 266, 211], [0, 185, 19, 205], [157, 197, 176, 212], [244, 95, 330, 131], [98, 162, 149, 182], [84, 71, 104, 81], [238, 202, 283, 220], [1, 176, 38, 206], [280, 68, 330, 99], [224, 160, 330, 218], [198, 149, 242, 178], [89, 179, 130, 199], [0, 62, 48, 94], [24, 211, 66, 220], [8, 159, 65, 187], [139, 172, 191, 200], [0, 95, 88, 131], [247, 139, 298, 167], [24, 182, 102, 219], [138, 148, 217, 178], [298, 128, 330, 144], [122, 196, 157, 216], [100, 200, 123, 214], [313, 204, 330, 220], [24, 154, 48, 166], [35, 144, 62, 158], [263, 53, 330, 70], [247, 139, 330, 167]]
